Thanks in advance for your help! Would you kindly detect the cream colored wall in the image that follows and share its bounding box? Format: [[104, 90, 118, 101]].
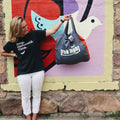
[[1, 0, 119, 91]]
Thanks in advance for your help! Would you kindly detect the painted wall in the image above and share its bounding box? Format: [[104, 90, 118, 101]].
[[1, 0, 119, 91]]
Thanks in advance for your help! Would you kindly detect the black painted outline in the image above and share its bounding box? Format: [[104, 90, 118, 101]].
[[24, 0, 30, 19], [80, 0, 93, 22]]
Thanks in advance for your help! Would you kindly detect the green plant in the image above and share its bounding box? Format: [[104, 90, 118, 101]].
[[105, 111, 120, 120]]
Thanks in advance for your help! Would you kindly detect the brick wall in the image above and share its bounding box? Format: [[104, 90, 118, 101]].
[[0, 0, 120, 117], [0, 0, 7, 86]]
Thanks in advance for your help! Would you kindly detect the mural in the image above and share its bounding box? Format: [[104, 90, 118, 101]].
[[12, 0, 103, 77], [2, 0, 119, 91]]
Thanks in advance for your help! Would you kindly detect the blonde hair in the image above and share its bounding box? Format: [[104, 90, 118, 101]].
[[9, 16, 24, 42]]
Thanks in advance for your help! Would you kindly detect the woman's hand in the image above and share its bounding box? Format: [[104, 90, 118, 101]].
[[13, 53, 17, 58], [61, 14, 71, 22]]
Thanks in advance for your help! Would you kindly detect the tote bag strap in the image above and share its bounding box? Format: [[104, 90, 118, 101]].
[[64, 17, 78, 36], [64, 20, 69, 35], [70, 17, 78, 35], [63, 16, 79, 41]]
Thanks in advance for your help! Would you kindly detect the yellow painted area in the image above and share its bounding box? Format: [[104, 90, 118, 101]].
[[1, 0, 119, 91], [1, 82, 119, 91]]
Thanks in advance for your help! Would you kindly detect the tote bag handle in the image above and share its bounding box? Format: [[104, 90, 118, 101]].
[[64, 17, 78, 36]]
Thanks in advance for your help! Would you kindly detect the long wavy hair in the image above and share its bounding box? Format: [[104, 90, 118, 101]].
[[9, 16, 24, 42]]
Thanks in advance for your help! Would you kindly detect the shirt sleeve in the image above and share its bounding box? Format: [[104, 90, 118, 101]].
[[3, 42, 13, 53], [34, 30, 46, 42]]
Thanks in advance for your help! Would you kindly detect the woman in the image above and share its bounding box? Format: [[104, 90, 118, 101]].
[[1, 15, 71, 120]]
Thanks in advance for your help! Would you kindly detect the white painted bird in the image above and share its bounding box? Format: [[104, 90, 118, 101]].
[[67, 10, 102, 40]]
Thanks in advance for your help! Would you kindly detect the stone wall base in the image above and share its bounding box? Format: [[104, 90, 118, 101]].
[[0, 90, 120, 116]]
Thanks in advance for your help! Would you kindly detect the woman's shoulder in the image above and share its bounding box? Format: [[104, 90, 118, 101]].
[[7, 41, 15, 44]]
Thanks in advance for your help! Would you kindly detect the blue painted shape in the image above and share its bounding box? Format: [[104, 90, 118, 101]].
[[31, 10, 63, 39]]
